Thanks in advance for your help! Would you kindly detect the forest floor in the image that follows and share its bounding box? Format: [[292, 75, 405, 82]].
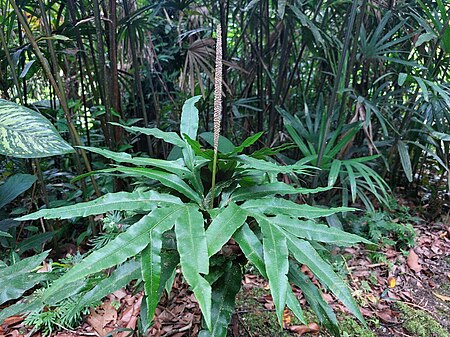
[[1, 203, 449, 337]]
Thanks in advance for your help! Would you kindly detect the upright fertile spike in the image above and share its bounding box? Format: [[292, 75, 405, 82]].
[[213, 24, 223, 153]]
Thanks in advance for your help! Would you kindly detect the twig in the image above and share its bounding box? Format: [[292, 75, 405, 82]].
[[162, 321, 192, 337], [393, 329, 414, 337], [400, 300, 436, 318], [348, 262, 386, 270]]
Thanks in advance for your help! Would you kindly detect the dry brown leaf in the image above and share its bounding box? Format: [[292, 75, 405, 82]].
[[376, 310, 399, 324], [288, 322, 320, 335], [387, 277, 396, 288], [407, 249, 422, 272], [282, 309, 291, 328], [433, 292, 450, 302]]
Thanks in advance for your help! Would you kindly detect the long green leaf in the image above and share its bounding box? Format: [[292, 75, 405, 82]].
[[206, 202, 247, 257], [232, 131, 264, 154], [230, 182, 331, 201], [0, 174, 36, 208], [241, 198, 354, 219], [200, 261, 242, 337], [328, 160, 342, 187], [258, 217, 289, 326], [16, 190, 182, 221], [42, 206, 183, 301], [79, 146, 191, 177], [233, 223, 265, 275], [109, 122, 185, 148], [180, 96, 201, 140], [233, 224, 306, 325], [237, 155, 312, 174], [199, 132, 236, 153], [286, 236, 364, 323], [0, 251, 49, 305], [175, 205, 211, 329], [100, 166, 202, 204], [343, 162, 357, 203], [0, 99, 74, 158], [141, 215, 176, 322], [288, 261, 339, 336], [0, 294, 44, 324], [397, 140, 413, 182], [270, 215, 371, 245], [68, 260, 141, 317]]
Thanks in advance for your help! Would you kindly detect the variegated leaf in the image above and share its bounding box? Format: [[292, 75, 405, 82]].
[[0, 99, 74, 158]]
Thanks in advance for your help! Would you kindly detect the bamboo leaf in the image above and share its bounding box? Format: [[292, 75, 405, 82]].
[[0, 99, 74, 158], [397, 140, 413, 182]]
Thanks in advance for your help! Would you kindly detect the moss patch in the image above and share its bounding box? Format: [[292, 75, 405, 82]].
[[338, 316, 376, 337], [396, 302, 450, 337], [233, 286, 301, 337], [232, 286, 378, 337]]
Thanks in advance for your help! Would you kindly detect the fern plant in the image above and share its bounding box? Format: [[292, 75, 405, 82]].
[[4, 94, 372, 336]]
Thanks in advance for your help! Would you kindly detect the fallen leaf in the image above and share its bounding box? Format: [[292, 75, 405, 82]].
[[387, 277, 396, 288], [376, 310, 399, 324], [288, 322, 320, 335], [1, 315, 24, 327], [282, 309, 291, 328], [433, 292, 450, 302], [407, 249, 422, 272], [366, 294, 378, 304]]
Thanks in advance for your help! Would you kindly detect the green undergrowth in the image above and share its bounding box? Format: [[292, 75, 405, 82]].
[[396, 302, 450, 337]]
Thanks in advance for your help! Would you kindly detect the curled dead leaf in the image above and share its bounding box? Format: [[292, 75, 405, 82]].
[[387, 277, 396, 288], [407, 249, 422, 273], [288, 322, 320, 335], [282, 309, 291, 328]]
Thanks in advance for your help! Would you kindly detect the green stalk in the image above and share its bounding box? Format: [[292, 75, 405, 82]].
[[210, 23, 223, 209]]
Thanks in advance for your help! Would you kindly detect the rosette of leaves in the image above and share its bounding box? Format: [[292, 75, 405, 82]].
[[13, 97, 370, 336]]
